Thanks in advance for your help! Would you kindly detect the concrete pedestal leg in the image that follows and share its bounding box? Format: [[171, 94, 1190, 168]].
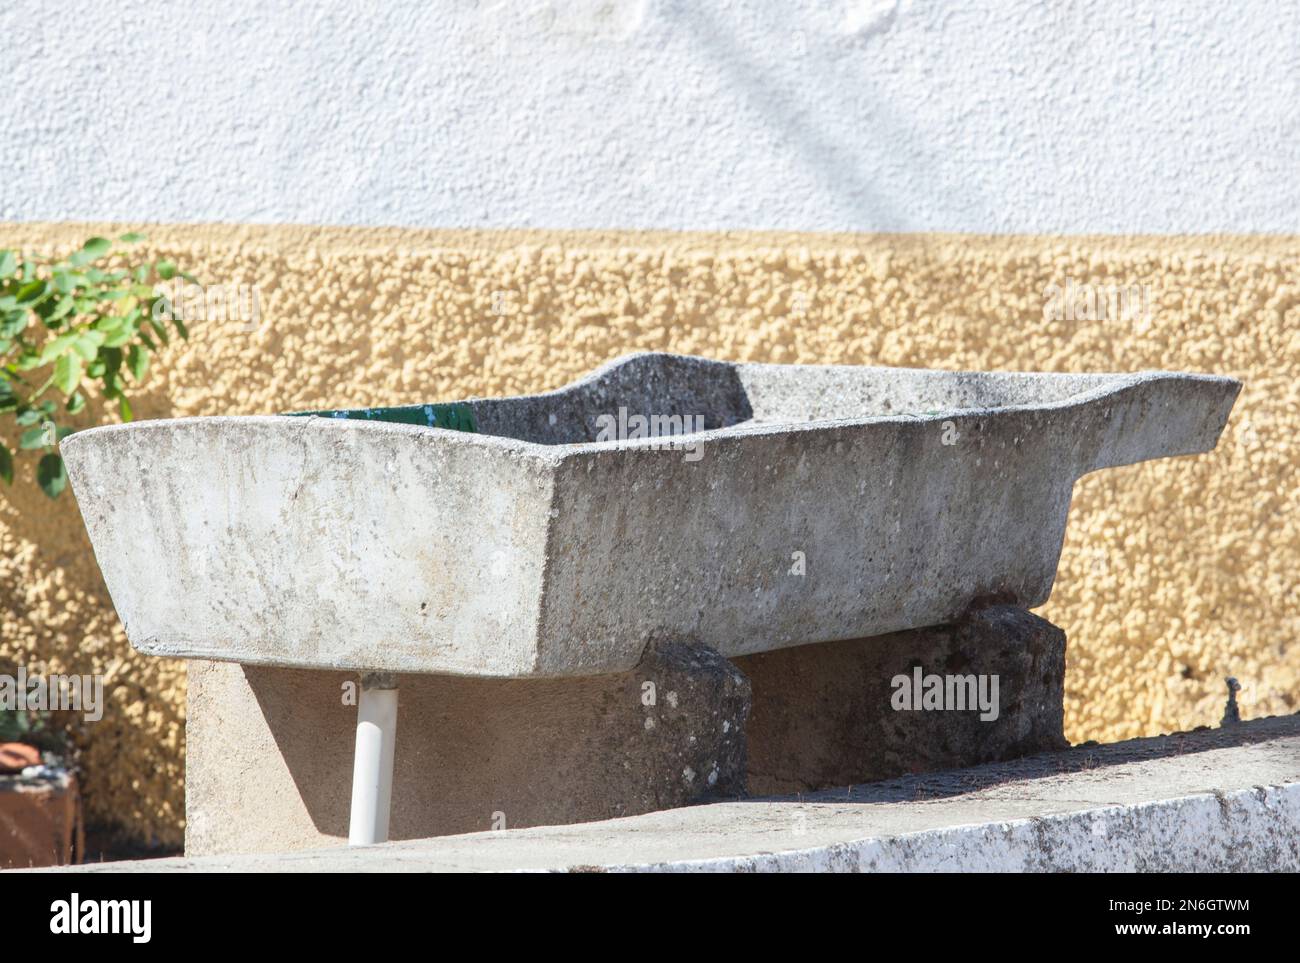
[[348, 672, 398, 846]]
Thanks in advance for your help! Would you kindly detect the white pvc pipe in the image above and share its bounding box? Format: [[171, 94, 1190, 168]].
[[348, 674, 398, 846]]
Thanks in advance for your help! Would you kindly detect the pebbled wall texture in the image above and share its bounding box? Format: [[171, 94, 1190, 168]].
[[0, 222, 1296, 845]]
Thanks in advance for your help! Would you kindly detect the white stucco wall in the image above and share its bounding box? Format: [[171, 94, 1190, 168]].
[[2, 0, 1296, 232]]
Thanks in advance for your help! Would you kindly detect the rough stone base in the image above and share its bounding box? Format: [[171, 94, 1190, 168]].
[[735, 605, 1068, 794], [187, 605, 1067, 856], [185, 641, 749, 856]]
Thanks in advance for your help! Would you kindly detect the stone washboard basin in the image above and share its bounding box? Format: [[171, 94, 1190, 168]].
[[62, 353, 1240, 678]]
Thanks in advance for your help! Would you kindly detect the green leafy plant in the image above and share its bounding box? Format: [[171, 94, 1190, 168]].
[[0, 662, 66, 756], [0, 234, 192, 497], [0, 699, 64, 754]]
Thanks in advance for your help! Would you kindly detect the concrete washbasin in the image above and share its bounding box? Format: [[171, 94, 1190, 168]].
[[63, 352, 1240, 679]]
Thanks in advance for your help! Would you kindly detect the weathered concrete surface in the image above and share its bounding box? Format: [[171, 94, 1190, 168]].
[[738, 605, 1067, 794], [61, 353, 1240, 677], [185, 641, 748, 856], [25, 715, 1299, 873]]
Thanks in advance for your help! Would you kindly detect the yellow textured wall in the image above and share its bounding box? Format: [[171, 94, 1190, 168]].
[[2, 222, 1297, 845]]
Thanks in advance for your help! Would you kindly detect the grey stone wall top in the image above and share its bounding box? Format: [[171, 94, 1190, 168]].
[[22, 714, 1299, 873]]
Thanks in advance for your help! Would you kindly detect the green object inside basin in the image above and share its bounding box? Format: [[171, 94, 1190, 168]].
[[286, 402, 477, 432]]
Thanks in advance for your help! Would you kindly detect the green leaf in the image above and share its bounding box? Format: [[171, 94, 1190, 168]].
[[53, 352, 82, 395], [148, 315, 171, 346], [118, 232, 146, 243], [81, 237, 112, 259], [118, 395, 133, 422], [38, 332, 78, 364], [0, 251, 16, 278], [93, 313, 127, 335], [102, 345, 122, 379], [0, 443, 11, 485], [49, 297, 76, 322], [102, 348, 122, 398], [127, 343, 149, 381], [16, 279, 47, 304], [34, 296, 61, 321], [149, 294, 173, 322], [0, 309, 27, 338], [66, 391, 86, 415], [71, 330, 106, 360], [37, 452, 67, 498], [16, 407, 44, 426], [155, 260, 177, 280], [20, 425, 51, 450], [101, 320, 135, 348]]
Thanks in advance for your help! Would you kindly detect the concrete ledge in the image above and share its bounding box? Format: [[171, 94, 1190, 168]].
[[28, 715, 1300, 873]]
